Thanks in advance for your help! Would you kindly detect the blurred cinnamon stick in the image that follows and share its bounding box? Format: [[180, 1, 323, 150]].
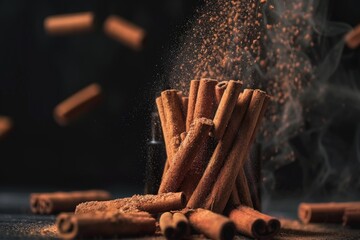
[[343, 208, 360, 228], [298, 202, 360, 224], [0, 116, 13, 140], [44, 12, 94, 35], [345, 24, 360, 49], [54, 83, 102, 126], [104, 15, 146, 51], [30, 190, 111, 214]]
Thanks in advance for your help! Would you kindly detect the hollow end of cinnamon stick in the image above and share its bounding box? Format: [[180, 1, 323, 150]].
[[160, 212, 176, 239], [187, 208, 235, 240], [44, 12, 94, 35], [215, 80, 228, 104], [103, 15, 146, 51], [173, 212, 190, 238]]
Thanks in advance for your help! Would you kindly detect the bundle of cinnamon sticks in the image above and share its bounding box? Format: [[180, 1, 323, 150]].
[[154, 78, 280, 239], [28, 79, 280, 239]]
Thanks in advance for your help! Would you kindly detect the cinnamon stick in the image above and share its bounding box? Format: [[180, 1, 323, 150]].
[[54, 83, 102, 126], [180, 79, 218, 198], [104, 15, 146, 51], [181, 97, 189, 119], [173, 212, 190, 238], [161, 89, 186, 162], [215, 81, 228, 105], [235, 95, 270, 208], [205, 90, 267, 213], [158, 118, 213, 193], [44, 12, 94, 35], [193, 78, 218, 119], [75, 192, 185, 214], [160, 212, 176, 239], [213, 80, 243, 140], [343, 208, 360, 228], [186, 208, 235, 240], [235, 169, 253, 208], [56, 212, 156, 239], [160, 212, 190, 239], [30, 190, 111, 214], [298, 202, 360, 224], [345, 24, 360, 49], [187, 89, 254, 209], [229, 205, 280, 240], [156, 97, 171, 161], [186, 80, 200, 131], [0, 116, 13, 140]]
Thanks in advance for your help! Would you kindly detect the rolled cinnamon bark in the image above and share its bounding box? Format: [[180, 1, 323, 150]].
[[160, 212, 176, 239], [103, 15, 146, 51], [54, 83, 102, 126], [187, 89, 253, 209], [205, 90, 267, 213], [179, 79, 218, 199], [343, 208, 360, 228], [186, 208, 235, 240], [56, 212, 156, 239], [173, 212, 190, 238], [186, 80, 200, 131], [181, 97, 189, 119], [193, 78, 218, 119], [345, 24, 360, 49], [30, 190, 111, 214], [213, 80, 243, 140], [160, 212, 190, 239], [215, 81, 228, 105], [158, 118, 213, 193], [229, 205, 280, 240], [44, 12, 94, 35], [0, 116, 13, 140], [235, 169, 253, 208], [161, 90, 186, 162], [235, 95, 270, 208], [298, 202, 360, 224], [75, 192, 186, 214], [156, 97, 171, 160]]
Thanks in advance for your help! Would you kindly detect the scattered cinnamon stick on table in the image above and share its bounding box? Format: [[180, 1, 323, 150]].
[[186, 208, 235, 240], [56, 212, 156, 239], [343, 207, 360, 228], [54, 83, 102, 126], [229, 205, 280, 240], [30, 190, 111, 214], [298, 202, 360, 224], [44, 12, 94, 35], [75, 192, 185, 214]]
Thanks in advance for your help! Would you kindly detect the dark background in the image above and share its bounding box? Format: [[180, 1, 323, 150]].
[[0, 0, 359, 193], [0, 0, 200, 190]]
